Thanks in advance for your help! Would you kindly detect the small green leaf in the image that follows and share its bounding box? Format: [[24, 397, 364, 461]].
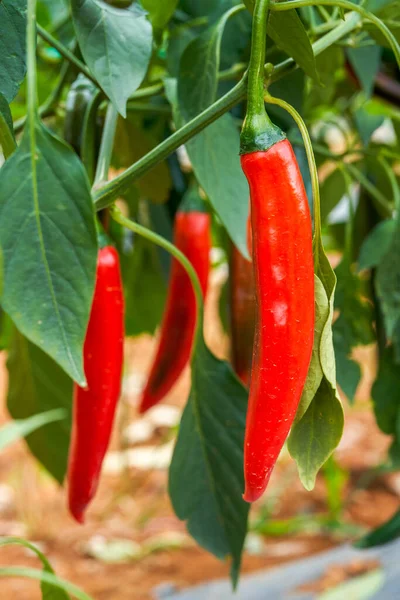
[[288, 377, 344, 491], [0, 410, 65, 453], [375, 221, 400, 342], [71, 1, 153, 117], [169, 333, 249, 587], [355, 508, 400, 548], [0, 0, 27, 103], [0, 119, 97, 385], [0, 94, 16, 159], [346, 46, 382, 98], [295, 276, 328, 422], [0, 537, 70, 600], [354, 105, 385, 146], [141, 0, 178, 30], [0, 567, 90, 600], [320, 169, 347, 222], [268, 11, 319, 82], [358, 219, 396, 270], [7, 329, 73, 484]]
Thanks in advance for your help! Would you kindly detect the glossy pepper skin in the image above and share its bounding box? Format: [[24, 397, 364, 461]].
[[67, 246, 124, 523], [241, 139, 314, 502], [139, 208, 211, 414], [230, 219, 255, 386]]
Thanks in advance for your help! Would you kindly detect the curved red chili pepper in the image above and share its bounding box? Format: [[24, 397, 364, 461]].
[[67, 245, 124, 523], [241, 139, 314, 502], [230, 219, 255, 386], [139, 207, 211, 414]]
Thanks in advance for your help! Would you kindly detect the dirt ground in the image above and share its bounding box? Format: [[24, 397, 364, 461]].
[[0, 268, 399, 600]]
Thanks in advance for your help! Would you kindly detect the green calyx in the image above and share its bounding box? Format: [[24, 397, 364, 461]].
[[178, 183, 209, 214], [240, 0, 284, 154]]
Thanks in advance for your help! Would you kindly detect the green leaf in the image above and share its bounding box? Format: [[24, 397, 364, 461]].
[[288, 377, 344, 491], [0, 93, 16, 159], [268, 11, 319, 82], [358, 219, 396, 270], [187, 115, 249, 258], [0, 0, 27, 103], [320, 169, 347, 223], [355, 508, 400, 548], [71, 1, 153, 117], [0, 567, 90, 600], [178, 6, 239, 121], [364, 1, 400, 47], [316, 249, 337, 388], [0, 120, 97, 385], [295, 276, 328, 422], [113, 116, 172, 203], [354, 105, 385, 146], [124, 233, 166, 337], [169, 333, 249, 587], [0, 410, 65, 453], [0, 537, 70, 600], [346, 46, 382, 98], [372, 347, 400, 435], [141, 0, 178, 30], [7, 329, 73, 484]]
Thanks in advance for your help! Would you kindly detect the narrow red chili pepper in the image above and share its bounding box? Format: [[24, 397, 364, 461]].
[[230, 218, 255, 386], [67, 245, 124, 523], [240, 0, 314, 502], [139, 195, 211, 414]]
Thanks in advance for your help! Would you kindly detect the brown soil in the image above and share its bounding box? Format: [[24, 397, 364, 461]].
[[0, 272, 398, 600]]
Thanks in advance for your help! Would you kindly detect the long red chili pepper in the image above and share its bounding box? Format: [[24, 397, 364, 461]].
[[67, 245, 124, 523], [240, 0, 314, 502], [139, 195, 211, 414], [229, 218, 255, 386]]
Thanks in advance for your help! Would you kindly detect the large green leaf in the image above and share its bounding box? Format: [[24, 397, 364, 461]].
[[0, 537, 70, 600], [0, 119, 97, 386], [268, 11, 319, 82], [141, 0, 178, 29], [174, 8, 249, 257], [169, 333, 249, 587], [71, 0, 153, 117], [0, 0, 27, 103], [7, 329, 72, 483], [0, 410, 65, 453]]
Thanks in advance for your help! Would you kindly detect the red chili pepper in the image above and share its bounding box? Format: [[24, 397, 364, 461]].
[[139, 200, 211, 414], [67, 245, 124, 523], [241, 139, 314, 502], [229, 218, 255, 386]]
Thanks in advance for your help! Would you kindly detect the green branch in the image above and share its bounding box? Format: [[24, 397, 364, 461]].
[[94, 13, 361, 210]]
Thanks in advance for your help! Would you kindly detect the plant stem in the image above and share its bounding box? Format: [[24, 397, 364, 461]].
[[240, 0, 285, 152], [94, 104, 118, 187], [93, 13, 361, 210], [265, 95, 322, 269], [272, 0, 400, 68], [111, 206, 204, 317], [37, 25, 98, 85], [27, 0, 38, 122]]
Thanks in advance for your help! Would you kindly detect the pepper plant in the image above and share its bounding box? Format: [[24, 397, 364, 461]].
[[0, 0, 400, 592]]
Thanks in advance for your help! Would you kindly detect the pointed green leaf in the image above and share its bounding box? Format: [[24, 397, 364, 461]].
[[7, 329, 72, 483], [141, 0, 178, 30], [288, 377, 344, 491], [268, 11, 319, 82], [71, 0, 153, 117], [375, 221, 400, 342], [358, 219, 396, 271], [0, 0, 27, 103], [355, 508, 400, 548], [372, 347, 400, 436], [0, 120, 97, 385], [169, 334, 249, 587], [0, 410, 65, 453], [347, 46, 382, 98]]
